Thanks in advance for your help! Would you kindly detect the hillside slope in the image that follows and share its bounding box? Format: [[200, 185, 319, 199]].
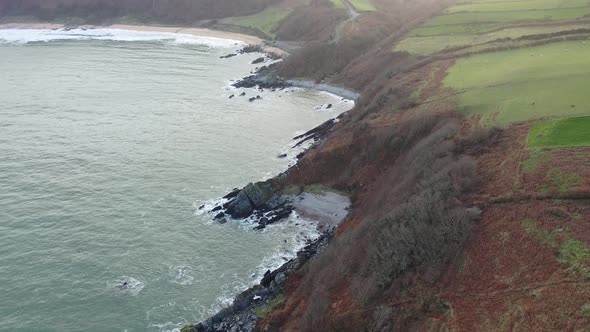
[[252, 0, 590, 330]]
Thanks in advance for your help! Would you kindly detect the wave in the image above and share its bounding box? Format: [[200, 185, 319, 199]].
[[0, 28, 243, 47]]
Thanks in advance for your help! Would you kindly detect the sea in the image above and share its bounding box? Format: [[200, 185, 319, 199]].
[[0, 28, 353, 331]]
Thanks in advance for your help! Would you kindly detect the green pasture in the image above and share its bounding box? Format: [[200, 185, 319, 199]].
[[349, 0, 377, 11], [397, 23, 590, 55], [331, 0, 347, 9], [425, 7, 590, 27], [528, 116, 590, 147], [409, 23, 502, 36], [220, 6, 294, 39], [448, 0, 590, 14], [444, 41, 590, 126]]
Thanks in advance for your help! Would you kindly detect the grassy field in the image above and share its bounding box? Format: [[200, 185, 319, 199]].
[[331, 0, 346, 9], [220, 6, 294, 39], [448, 0, 589, 13], [349, 0, 376, 12], [443, 41, 590, 126], [425, 7, 590, 26], [409, 23, 502, 36], [406, 0, 590, 37], [397, 23, 590, 55], [528, 116, 590, 147]]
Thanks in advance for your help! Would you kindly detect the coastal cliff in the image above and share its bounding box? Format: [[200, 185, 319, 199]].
[[8, 0, 590, 330]]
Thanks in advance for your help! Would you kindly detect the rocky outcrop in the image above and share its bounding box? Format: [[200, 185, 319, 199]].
[[292, 118, 337, 148], [209, 180, 296, 229], [181, 230, 335, 332], [251, 57, 265, 64], [237, 44, 264, 54], [220, 53, 237, 59], [232, 74, 291, 90]]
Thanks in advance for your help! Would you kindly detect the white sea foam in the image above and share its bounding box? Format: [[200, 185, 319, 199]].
[[0, 28, 242, 47], [169, 265, 194, 286], [109, 276, 145, 296]]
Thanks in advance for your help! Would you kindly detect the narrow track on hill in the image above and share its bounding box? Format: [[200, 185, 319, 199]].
[[332, 0, 360, 43]]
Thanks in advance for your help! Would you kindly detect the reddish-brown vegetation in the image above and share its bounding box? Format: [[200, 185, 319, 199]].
[[263, 51, 590, 330]]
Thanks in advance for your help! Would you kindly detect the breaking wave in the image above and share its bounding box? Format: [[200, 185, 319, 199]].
[[0, 28, 242, 47]]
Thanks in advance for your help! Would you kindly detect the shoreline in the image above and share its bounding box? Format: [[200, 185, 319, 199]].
[[0, 22, 286, 55], [1, 22, 352, 330]]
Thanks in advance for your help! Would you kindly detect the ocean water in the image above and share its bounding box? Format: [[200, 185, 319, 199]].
[[0, 29, 352, 331]]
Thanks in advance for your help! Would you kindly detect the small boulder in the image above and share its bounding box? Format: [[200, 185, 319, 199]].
[[275, 272, 287, 285], [251, 57, 265, 64]]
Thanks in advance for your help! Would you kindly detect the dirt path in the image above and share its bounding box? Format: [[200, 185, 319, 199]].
[[332, 0, 360, 43]]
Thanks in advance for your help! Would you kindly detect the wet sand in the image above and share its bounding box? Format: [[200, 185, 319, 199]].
[[289, 192, 351, 232]]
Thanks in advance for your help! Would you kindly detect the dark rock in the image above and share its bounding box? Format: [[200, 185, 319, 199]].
[[228, 94, 234, 99], [249, 97, 256, 102], [211, 205, 222, 212], [239, 92, 246, 96], [251, 57, 265, 64], [253, 224, 266, 231], [277, 153, 287, 159], [220, 53, 237, 59], [218, 218, 227, 224], [256, 95, 261, 100], [226, 191, 254, 219], [223, 188, 241, 200], [243, 182, 274, 209], [198, 205, 205, 210], [222, 200, 233, 209], [232, 73, 291, 90], [264, 206, 293, 225], [237, 44, 264, 54], [326, 103, 332, 109], [214, 212, 225, 220], [293, 118, 336, 148]]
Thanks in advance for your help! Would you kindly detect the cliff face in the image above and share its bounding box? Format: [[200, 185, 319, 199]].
[[0, 0, 280, 23]]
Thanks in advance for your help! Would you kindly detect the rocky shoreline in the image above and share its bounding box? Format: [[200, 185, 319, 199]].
[[182, 45, 356, 332], [189, 180, 350, 332], [187, 121, 351, 332], [181, 229, 334, 332], [219, 44, 359, 101]]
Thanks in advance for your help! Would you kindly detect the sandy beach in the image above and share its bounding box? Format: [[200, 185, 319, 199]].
[[0, 22, 285, 54]]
